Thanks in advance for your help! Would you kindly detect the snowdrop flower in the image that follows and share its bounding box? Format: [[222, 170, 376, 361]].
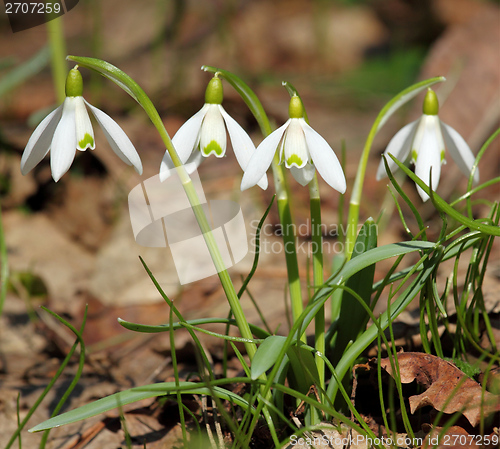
[[21, 67, 142, 182], [241, 95, 346, 193], [376, 88, 478, 201], [160, 75, 267, 189]]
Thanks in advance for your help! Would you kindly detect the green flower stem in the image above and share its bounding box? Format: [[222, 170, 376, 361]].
[[141, 107, 281, 447], [309, 173, 324, 422], [158, 122, 256, 360], [202, 67, 305, 340], [271, 155, 305, 340], [149, 109, 259, 361], [184, 65, 279, 443], [276, 82, 308, 340], [46, 17, 67, 103], [344, 76, 446, 259], [466, 127, 500, 218], [66, 57, 256, 359], [286, 82, 325, 390]]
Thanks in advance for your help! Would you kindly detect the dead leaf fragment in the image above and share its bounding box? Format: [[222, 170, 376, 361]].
[[380, 352, 500, 427], [422, 425, 480, 449]]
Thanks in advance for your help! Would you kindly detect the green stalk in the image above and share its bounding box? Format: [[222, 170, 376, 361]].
[[67, 57, 256, 359], [202, 67, 305, 340], [46, 17, 67, 103], [272, 156, 305, 339], [153, 108, 257, 359], [309, 173, 324, 423], [344, 76, 446, 258]]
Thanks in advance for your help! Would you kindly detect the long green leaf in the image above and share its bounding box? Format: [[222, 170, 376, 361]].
[[388, 154, 500, 236], [326, 249, 440, 401], [118, 317, 270, 339], [331, 218, 378, 361], [262, 241, 437, 414], [286, 344, 320, 395], [29, 381, 251, 432], [297, 242, 436, 348]]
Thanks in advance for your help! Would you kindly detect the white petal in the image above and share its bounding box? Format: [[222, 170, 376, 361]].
[[185, 150, 203, 171], [86, 100, 143, 175], [219, 106, 268, 189], [21, 104, 63, 175], [51, 98, 77, 181], [376, 119, 418, 180], [302, 120, 346, 193], [75, 97, 95, 151], [241, 120, 290, 191], [283, 119, 308, 169], [160, 147, 202, 182], [171, 104, 209, 163], [159, 154, 175, 181], [441, 122, 479, 185], [290, 163, 315, 186], [200, 104, 226, 157], [159, 149, 203, 182], [414, 118, 442, 201]]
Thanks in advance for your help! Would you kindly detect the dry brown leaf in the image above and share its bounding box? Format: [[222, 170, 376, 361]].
[[422, 425, 482, 449], [380, 352, 500, 427]]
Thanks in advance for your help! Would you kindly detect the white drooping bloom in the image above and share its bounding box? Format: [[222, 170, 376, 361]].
[[21, 67, 142, 182], [376, 88, 478, 201], [160, 76, 267, 189], [241, 95, 346, 193]]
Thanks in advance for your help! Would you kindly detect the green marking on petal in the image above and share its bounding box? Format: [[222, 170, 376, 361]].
[[286, 154, 303, 167], [441, 150, 446, 163], [411, 149, 418, 162], [78, 133, 94, 150], [203, 140, 223, 156]]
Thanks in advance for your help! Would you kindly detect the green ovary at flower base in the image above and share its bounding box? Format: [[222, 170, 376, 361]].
[[159, 74, 267, 189], [376, 88, 479, 201], [241, 95, 346, 193], [21, 66, 143, 182]]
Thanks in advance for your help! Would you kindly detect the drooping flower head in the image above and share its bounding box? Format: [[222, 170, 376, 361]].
[[160, 74, 267, 189], [241, 94, 346, 193], [376, 88, 479, 201], [21, 66, 142, 182]]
